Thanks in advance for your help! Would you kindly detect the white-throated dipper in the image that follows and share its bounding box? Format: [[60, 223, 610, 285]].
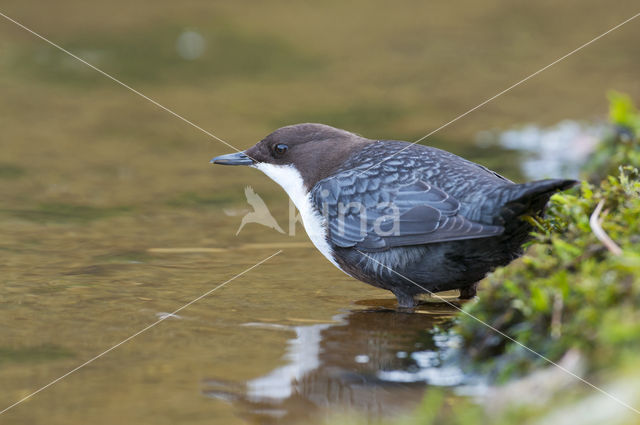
[[212, 123, 576, 307]]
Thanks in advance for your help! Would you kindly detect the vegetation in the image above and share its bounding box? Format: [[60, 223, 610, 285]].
[[394, 94, 640, 424], [460, 92, 640, 376]]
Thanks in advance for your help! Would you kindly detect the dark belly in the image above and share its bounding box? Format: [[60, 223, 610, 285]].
[[333, 230, 529, 296]]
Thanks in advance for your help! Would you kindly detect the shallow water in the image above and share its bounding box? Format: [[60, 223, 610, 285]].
[[204, 303, 464, 424], [1, 0, 639, 424]]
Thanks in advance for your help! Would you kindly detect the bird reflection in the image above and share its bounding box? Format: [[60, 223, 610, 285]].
[[204, 301, 465, 424]]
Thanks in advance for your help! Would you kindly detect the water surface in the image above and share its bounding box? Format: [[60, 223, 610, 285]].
[[1, 0, 638, 423]]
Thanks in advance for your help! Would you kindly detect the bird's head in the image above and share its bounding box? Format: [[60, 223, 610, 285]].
[[211, 123, 372, 189]]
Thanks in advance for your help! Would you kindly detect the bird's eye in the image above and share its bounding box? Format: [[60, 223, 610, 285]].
[[274, 144, 288, 156]]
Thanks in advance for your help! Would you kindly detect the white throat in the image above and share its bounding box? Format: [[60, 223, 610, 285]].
[[253, 163, 339, 268]]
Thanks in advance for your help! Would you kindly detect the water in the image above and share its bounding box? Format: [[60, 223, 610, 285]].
[[204, 304, 464, 424], [477, 120, 607, 180], [1, 0, 638, 424]]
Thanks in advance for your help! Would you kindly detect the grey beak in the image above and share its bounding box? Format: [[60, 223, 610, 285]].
[[210, 152, 254, 166]]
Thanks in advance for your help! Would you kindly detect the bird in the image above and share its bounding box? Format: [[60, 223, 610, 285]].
[[211, 123, 577, 308], [235, 186, 285, 235]]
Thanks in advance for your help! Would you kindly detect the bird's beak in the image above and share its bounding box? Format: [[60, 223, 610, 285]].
[[210, 151, 254, 166]]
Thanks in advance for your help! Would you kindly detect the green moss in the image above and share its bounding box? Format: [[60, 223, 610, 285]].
[[381, 94, 640, 425], [455, 94, 640, 380], [458, 167, 640, 379]]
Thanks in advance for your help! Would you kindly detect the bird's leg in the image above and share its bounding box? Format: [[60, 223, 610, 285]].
[[459, 282, 478, 299], [393, 290, 418, 309]]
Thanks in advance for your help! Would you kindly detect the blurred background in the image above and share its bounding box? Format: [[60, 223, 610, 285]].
[[1, 1, 639, 424]]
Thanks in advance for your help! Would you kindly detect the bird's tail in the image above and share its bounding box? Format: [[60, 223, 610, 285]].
[[493, 178, 578, 225]]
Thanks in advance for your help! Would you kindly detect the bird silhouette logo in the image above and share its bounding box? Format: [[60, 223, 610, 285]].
[[225, 186, 285, 235]]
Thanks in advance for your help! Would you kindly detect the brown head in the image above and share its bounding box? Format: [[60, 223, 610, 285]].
[[211, 123, 373, 189]]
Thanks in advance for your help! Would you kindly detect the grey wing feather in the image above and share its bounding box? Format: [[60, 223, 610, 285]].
[[313, 172, 504, 251]]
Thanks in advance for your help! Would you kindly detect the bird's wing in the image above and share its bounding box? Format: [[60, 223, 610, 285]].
[[312, 170, 504, 251]]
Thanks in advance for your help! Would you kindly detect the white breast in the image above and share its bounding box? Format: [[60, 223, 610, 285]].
[[253, 163, 341, 270]]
